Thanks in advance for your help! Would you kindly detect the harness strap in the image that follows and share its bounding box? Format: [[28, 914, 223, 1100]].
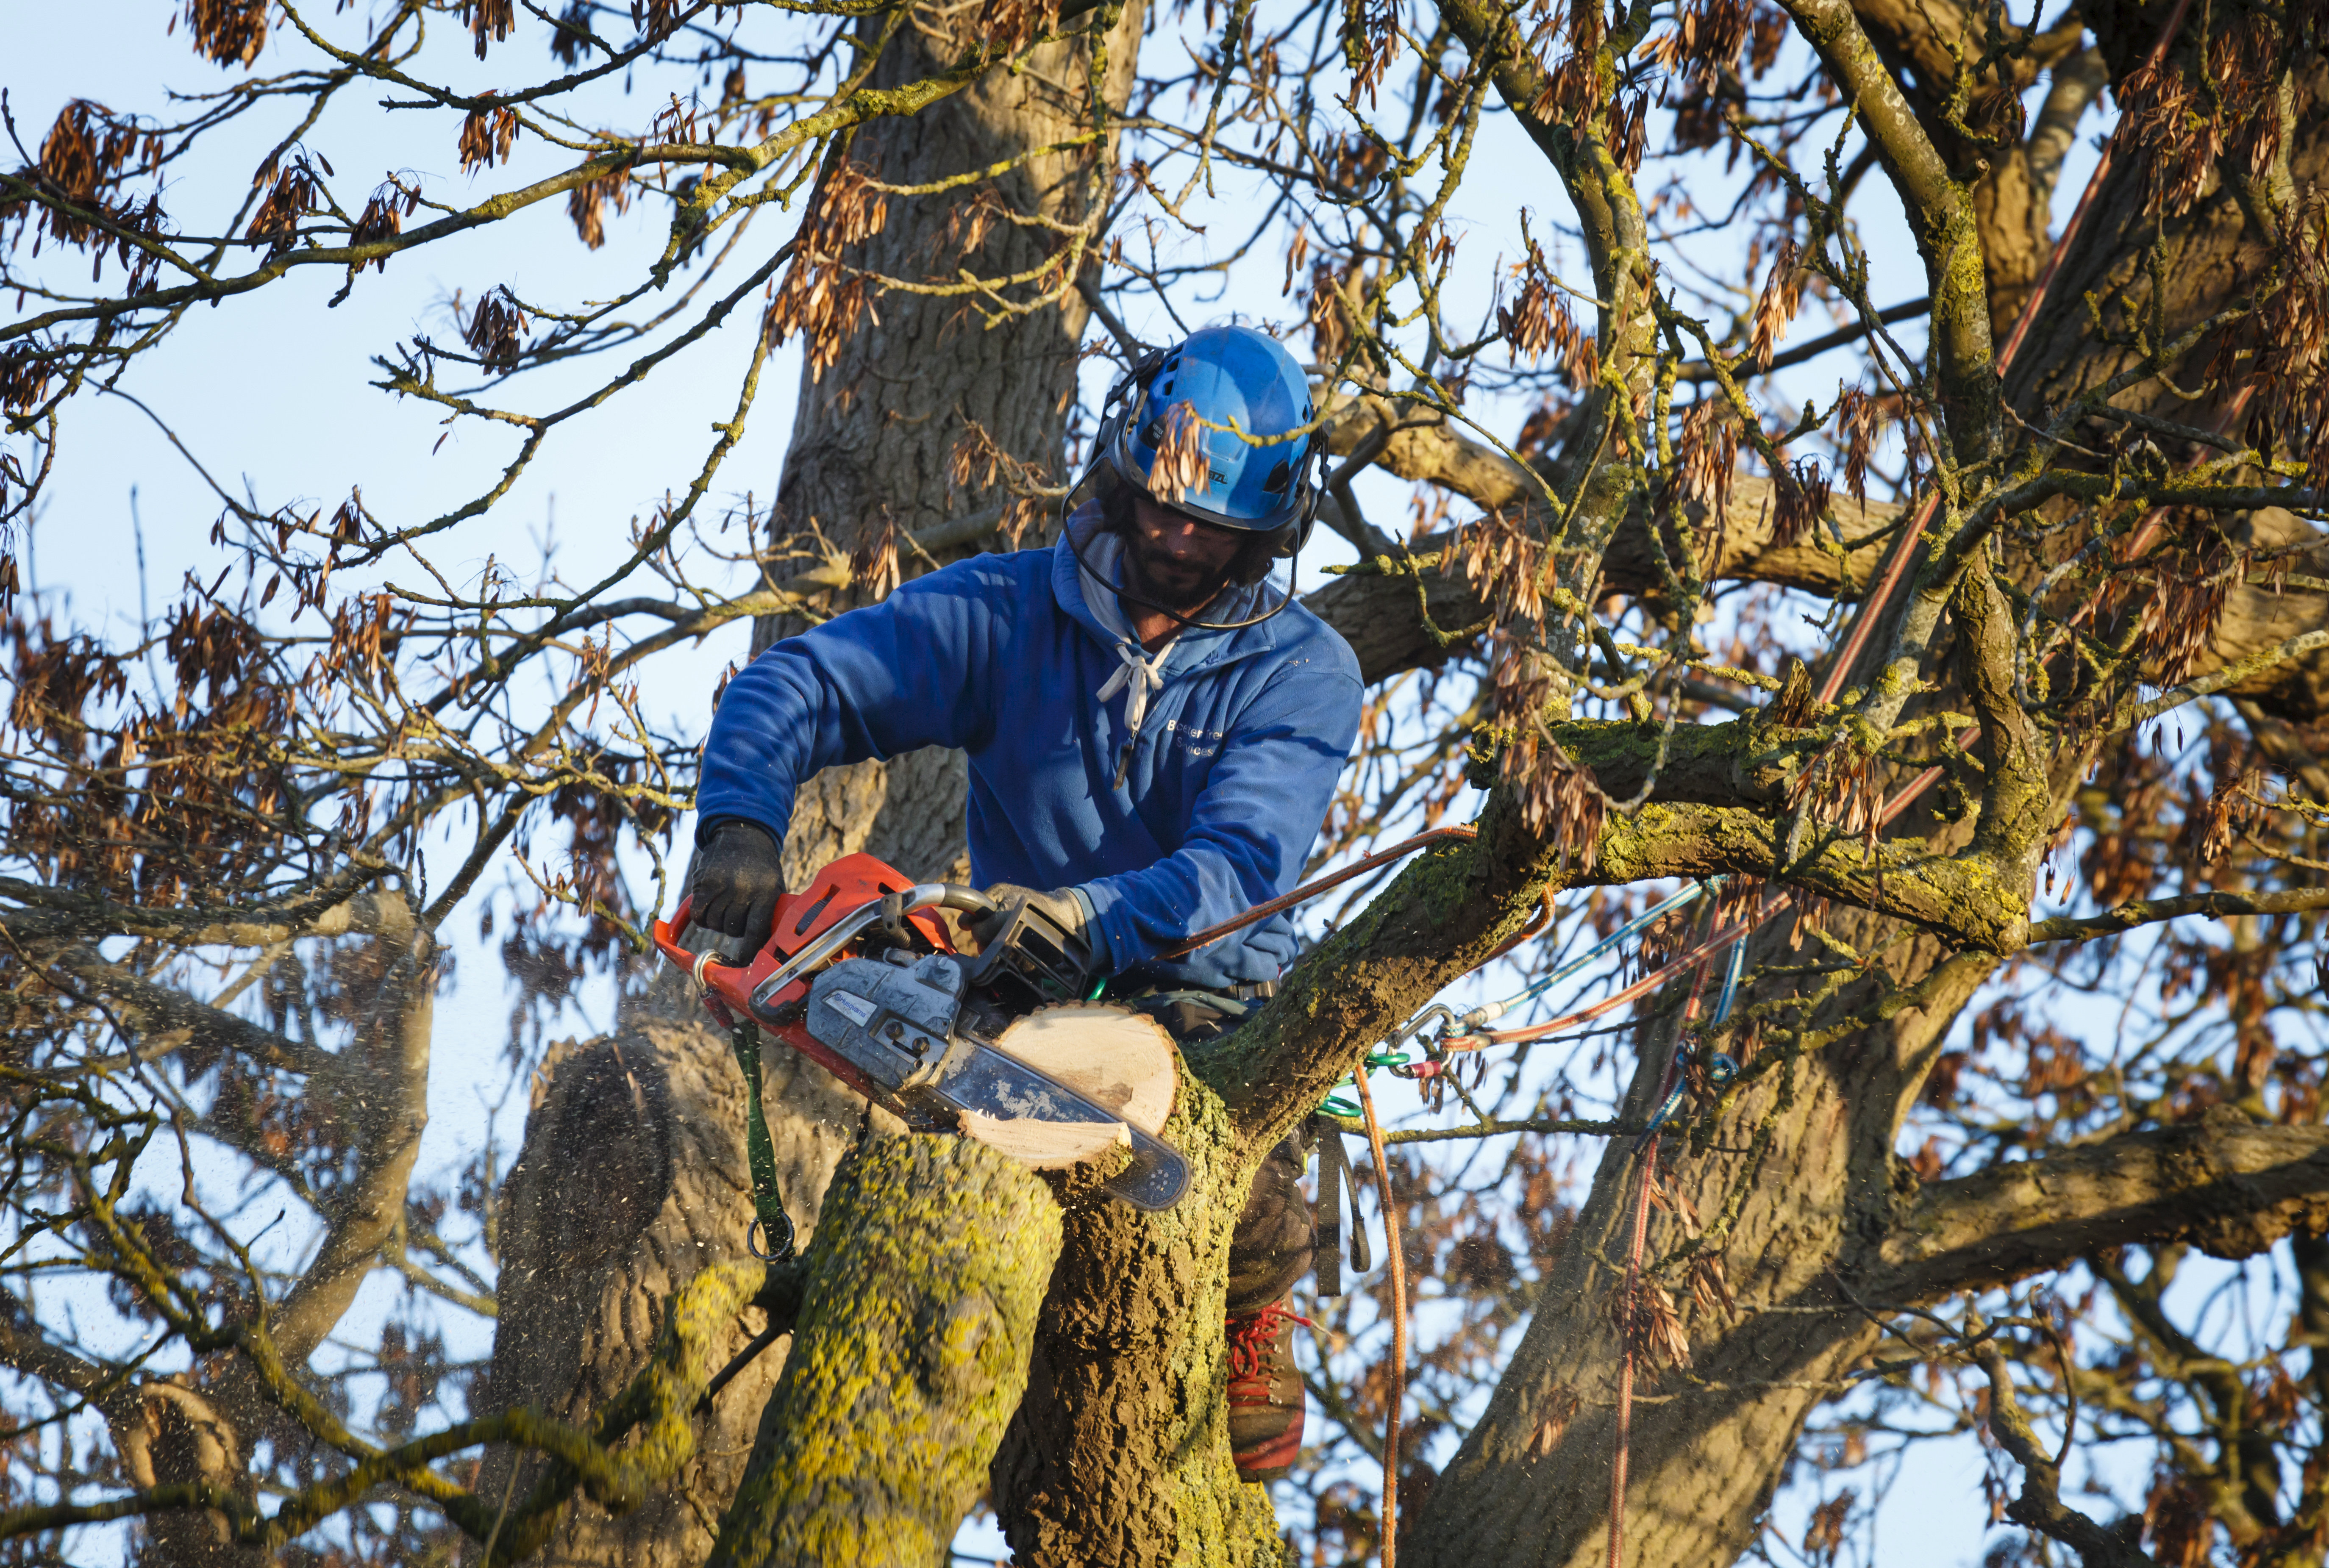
[[1312, 1115, 1345, 1299], [727, 1018, 796, 1263]]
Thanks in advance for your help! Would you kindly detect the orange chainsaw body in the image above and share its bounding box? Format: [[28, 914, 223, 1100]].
[[652, 852, 954, 1104]]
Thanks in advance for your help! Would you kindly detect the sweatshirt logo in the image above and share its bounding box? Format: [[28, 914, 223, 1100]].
[[1159, 716, 1225, 758]]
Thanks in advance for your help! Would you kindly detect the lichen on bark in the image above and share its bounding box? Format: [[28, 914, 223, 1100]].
[[708, 1132, 1064, 1568]]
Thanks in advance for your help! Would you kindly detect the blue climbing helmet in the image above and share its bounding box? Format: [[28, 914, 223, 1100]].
[[1095, 324, 1323, 548]]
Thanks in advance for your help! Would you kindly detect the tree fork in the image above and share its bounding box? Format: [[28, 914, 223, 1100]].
[[708, 1131, 1064, 1568], [993, 795, 1572, 1564]]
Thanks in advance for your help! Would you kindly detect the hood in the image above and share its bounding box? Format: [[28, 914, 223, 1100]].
[[1048, 502, 1283, 680]]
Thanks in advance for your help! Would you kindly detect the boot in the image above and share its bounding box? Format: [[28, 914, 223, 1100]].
[[1226, 1298, 1312, 1483]]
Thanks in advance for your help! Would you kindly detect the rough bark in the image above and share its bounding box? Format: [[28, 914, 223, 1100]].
[[473, 1012, 870, 1567], [991, 1073, 1281, 1567], [748, 0, 1145, 666], [482, 3, 1142, 1558], [1879, 1114, 2329, 1299], [707, 1133, 1062, 1568]]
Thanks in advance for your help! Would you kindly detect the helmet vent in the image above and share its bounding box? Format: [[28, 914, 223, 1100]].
[[1262, 459, 1291, 494]]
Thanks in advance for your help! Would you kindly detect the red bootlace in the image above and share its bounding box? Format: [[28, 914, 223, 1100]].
[[1225, 1302, 1316, 1384]]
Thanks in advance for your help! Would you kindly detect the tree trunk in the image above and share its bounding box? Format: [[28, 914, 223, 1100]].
[[988, 1079, 1284, 1567], [707, 1133, 1063, 1568], [1411, 915, 1993, 1567], [473, 1012, 871, 1566], [1406, 24, 2329, 1562], [986, 797, 1578, 1563], [481, 5, 1143, 1562]]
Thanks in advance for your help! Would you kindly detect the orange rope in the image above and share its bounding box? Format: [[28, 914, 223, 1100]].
[[1470, 894, 1786, 1047], [1354, 1067, 1407, 1568]]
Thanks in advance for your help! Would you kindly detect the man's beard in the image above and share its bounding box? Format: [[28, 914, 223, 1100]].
[[1122, 533, 1231, 617]]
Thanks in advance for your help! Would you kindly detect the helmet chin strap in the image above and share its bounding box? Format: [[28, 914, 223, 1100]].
[[1061, 507, 1300, 635]]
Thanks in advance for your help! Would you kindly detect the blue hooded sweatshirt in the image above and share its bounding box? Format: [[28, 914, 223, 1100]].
[[696, 508, 1364, 991]]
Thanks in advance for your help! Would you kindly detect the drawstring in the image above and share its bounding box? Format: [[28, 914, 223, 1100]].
[[1076, 519, 1180, 790], [1098, 637, 1171, 789]]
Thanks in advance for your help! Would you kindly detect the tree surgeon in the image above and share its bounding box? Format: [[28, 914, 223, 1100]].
[[687, 323, 1362, 1482]]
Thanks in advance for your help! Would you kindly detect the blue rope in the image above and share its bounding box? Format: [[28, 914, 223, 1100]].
[[1642, 918, 1750, 1138], [1713, 929, 1748, 1026], [1448, 877, 1720, 1033]]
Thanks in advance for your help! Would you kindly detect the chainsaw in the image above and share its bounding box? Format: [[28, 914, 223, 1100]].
[[654, 852, 1190, 1213]]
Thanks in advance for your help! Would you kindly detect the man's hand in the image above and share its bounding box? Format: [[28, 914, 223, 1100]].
[[966, 883, 1087, 953], [690, 821, 786, 943]]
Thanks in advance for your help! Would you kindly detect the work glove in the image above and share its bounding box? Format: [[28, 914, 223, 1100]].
[[965, 883, 1087, 954], [689, 821, 786, 944]]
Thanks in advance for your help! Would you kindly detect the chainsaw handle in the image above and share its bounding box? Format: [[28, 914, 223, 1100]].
[[746, 883, 993, 1019], [936, 884, 998, 915]]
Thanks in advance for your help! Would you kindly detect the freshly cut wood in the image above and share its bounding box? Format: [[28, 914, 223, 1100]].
[[956, 1108, 1131, 1170], [990, 1005, 1178, 1137]]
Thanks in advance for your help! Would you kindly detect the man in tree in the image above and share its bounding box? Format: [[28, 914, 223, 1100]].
[[686, 323, 1363, 1482]]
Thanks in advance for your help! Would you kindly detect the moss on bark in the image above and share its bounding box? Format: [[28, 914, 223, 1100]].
[[992, 1063, 1284, 1568], [707, 1132, 1062, 1568]]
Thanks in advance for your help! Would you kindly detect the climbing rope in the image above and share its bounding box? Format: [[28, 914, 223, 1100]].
[[1351, 1064, 1407, 1568]]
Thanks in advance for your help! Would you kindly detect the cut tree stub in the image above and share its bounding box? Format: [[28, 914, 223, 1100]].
[[955, 1108, 1132, 1170], [990, 1003, 1178, 1136]]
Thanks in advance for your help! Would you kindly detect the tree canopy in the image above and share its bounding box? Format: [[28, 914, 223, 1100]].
[[4, 0, 2329, 1564]]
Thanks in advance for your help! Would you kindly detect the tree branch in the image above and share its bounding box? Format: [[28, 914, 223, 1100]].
[[1974, 1337, 2157, 1567], [1204, 789, 1569, 1147], [2029, 886, 2329, 944], [1876, 1116, 2329, 1303], [45, 946, 337, 1080]]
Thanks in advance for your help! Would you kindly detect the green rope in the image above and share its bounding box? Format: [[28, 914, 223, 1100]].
[[1318, 1048, 1413, 1118], [727, 1020, 796, 1263]]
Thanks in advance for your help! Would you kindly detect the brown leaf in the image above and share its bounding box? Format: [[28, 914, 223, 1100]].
[[181, 0, 268, 67], [1522, 1384, 1580, 1460], [1146, 400, 1211, 506]]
